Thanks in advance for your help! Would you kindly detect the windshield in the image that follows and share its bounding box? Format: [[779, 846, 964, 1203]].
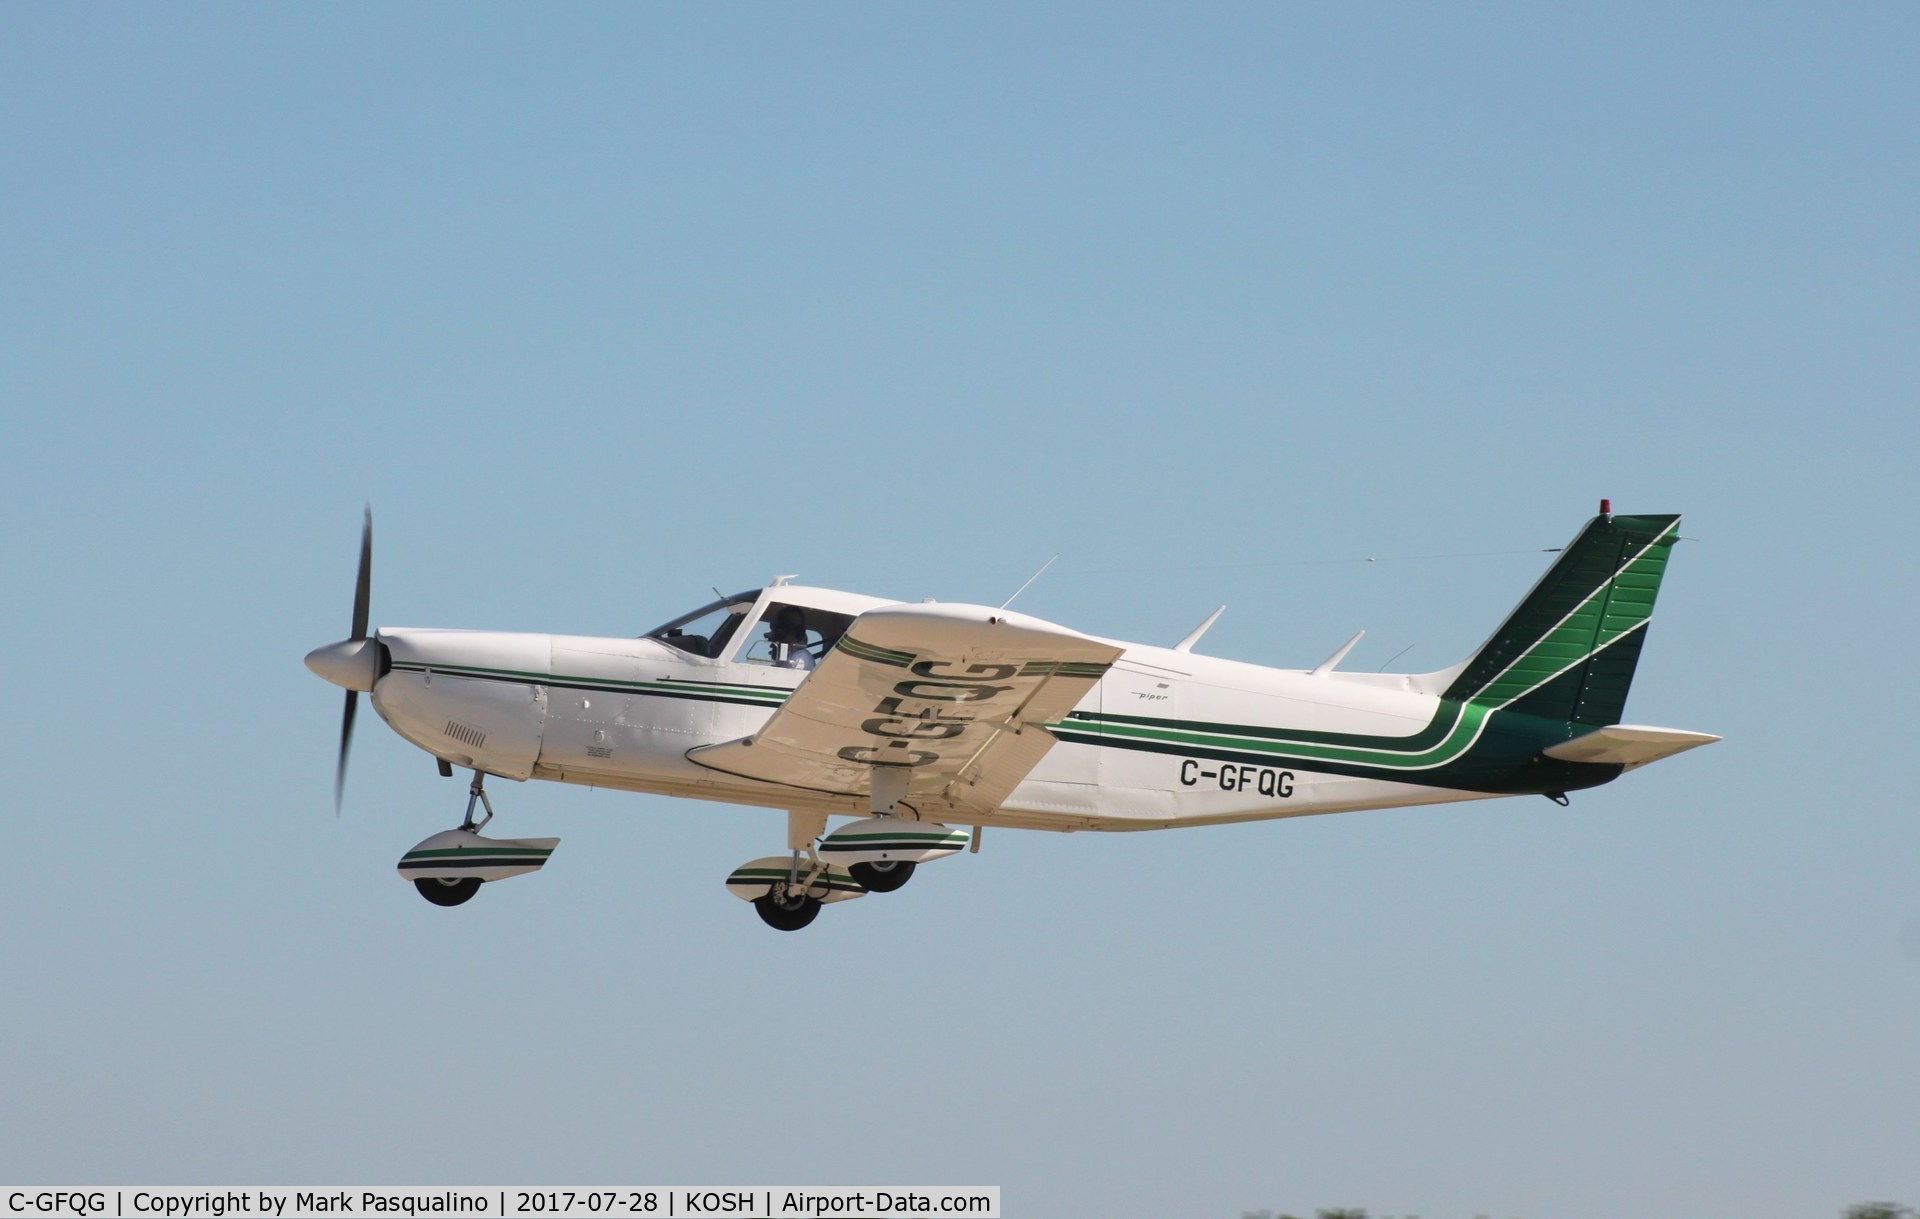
[[643, 590, 759, 659]]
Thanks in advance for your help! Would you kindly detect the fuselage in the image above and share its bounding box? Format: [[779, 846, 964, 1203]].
[[366, 591, 1613, 834]]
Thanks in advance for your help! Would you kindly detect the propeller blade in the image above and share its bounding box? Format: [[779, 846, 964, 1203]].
[[350, 506, 372, 642], [335, 690, 358, 815], [336, 506, 372, 814]]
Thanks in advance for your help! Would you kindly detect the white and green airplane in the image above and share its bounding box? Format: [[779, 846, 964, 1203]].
[[306, 503, 1717, 930]]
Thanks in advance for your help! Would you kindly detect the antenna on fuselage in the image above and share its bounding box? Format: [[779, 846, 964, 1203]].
[[1000, 554, 1059, 610], [1310, 629, 1365, 676], [1173, 606, 1226, 653], [1377, 642, 1416, 672]]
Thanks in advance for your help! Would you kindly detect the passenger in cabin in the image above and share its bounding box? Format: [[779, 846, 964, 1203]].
[[768, 606, 816, 671]]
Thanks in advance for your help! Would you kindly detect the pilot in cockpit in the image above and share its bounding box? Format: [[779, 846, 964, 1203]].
[[767, 605, 816, 671]]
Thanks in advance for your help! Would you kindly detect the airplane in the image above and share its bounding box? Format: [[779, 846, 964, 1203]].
[[304, 501, 1718, 930]]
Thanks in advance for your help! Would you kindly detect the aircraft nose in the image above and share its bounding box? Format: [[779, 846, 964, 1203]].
[[305, 637, 383, 692]]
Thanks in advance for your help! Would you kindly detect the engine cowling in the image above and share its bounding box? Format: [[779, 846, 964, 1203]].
[[371, 628, 552, 780]]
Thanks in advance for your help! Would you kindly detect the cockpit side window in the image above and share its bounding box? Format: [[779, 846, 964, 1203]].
[[642, 591, 758, 659], [735, 602, 858, 668]]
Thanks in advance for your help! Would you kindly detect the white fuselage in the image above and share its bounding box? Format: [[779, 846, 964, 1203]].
[[368, 620, 1485, 834]]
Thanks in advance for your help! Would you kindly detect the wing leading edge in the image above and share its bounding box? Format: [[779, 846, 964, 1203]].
[[688, 603, 1123, 814]]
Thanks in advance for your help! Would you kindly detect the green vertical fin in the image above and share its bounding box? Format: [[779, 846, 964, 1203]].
[[1444, 512, 1681, 723]]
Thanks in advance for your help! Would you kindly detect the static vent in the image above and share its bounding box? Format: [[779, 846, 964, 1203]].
[[445, 721, 487, 749]]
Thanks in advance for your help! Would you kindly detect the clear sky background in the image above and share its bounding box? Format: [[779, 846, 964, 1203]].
[[4, 5, 1916, 1217]]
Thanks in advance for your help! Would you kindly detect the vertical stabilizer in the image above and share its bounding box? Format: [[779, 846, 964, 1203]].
[[1443, 511, 1682, 727]]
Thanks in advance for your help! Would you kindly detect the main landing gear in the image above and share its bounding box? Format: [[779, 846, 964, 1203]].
[[725, 844, 866, 931], [397, 770, 560, 908], [723, 775, 974, 931], [848, 860, 916, 893], [753, 881, 823, 932]]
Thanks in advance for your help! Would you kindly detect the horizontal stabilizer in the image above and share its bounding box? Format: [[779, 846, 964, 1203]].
[[1541, 724, 1720, 769]]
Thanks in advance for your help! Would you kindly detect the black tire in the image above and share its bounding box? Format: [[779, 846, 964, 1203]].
[[414, 876, 482, 907], [848, 859, 916, 893], [753, 891, 822, 931]]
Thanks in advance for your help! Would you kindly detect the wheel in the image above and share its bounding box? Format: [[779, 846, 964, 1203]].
[[414, 876, 482, 907], [848, 859, 916, 893], [753, 890, 822, 931]]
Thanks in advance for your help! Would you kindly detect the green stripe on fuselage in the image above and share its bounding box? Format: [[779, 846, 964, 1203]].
[[387, 662, 793, 707]]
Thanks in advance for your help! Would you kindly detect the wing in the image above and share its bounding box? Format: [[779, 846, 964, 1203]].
[[688, 602, 1122, 814]]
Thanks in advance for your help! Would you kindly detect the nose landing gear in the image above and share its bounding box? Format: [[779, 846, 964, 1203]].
[[397, 770, 560, 907], [460, 770, 495, 832]]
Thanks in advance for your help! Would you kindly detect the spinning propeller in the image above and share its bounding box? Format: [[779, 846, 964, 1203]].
[[304, 507, 385, 812]]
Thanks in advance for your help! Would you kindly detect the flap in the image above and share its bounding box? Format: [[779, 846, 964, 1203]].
[[688, 602, 1122, 813]]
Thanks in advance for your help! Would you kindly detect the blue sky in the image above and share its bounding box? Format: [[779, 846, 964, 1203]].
[[4, 4, 1917, 1216]]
